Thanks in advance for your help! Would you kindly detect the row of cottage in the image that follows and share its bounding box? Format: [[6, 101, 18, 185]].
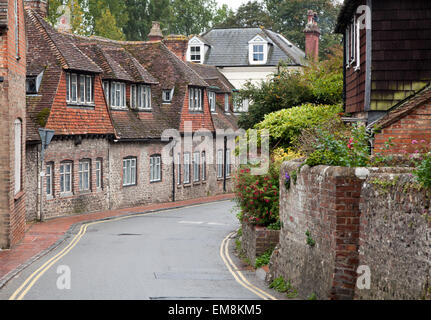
[[23, 6, 242, 222]]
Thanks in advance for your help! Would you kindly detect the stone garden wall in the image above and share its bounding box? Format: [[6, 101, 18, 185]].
[[269, 160, 431, 300]]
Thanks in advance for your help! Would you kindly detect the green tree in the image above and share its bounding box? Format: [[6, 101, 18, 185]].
[[123, 0, 171, 41], [169, 0, 217, 35], [265, 0, 342, 58], [47, 0, 88, 35], [212, 4, 235, 28], [86, 0, 128, 39], [237, 45, 343, 130], [216, 1, 273, 29]]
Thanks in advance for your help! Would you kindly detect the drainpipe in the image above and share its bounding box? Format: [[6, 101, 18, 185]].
[[223, 136, 227, 193], [171, 138, 177, 202]]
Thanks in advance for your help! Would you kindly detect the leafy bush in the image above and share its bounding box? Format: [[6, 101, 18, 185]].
[[237, 46, 344, 130], [254, 103, 343, 149], [255, 248, 274, 268], [234, 162, 280, 227], [302, 122, 372, 168], [414, 152, 431, 188]]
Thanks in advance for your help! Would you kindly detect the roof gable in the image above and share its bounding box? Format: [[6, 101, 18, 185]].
[[200, 28, 305, 67]]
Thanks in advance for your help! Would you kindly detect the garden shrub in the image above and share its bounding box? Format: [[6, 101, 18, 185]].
[[253, 103, 343, 149]]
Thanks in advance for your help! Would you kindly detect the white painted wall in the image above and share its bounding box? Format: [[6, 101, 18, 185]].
[[217, 66, 303, 89]]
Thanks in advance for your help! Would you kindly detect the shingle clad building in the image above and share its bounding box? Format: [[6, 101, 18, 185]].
[[23, 6, 239, 221]]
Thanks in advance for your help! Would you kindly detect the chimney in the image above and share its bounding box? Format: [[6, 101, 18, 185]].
[[148, 21, 163, 41], [164, 35, 189, 62], [24, 0, 48, 18], [304, 10, 321, 61]]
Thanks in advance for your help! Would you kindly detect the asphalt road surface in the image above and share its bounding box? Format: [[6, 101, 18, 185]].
[[0, 200, 281, 300]]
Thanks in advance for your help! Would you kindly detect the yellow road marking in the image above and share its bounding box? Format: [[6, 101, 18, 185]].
[[9, 201, 232, 300], [220, 232, 277, 301]]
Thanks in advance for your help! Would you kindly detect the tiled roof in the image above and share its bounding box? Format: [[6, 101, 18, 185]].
[[25, 9, 115, 140], [369, 85, 431, 129], [27, 10, 102, 73], [187, 62, 235, 93], [200, 28, 305, 67], [211, 104, 239, 131], [0, 0, 7, 28], [335, 0, 360, 33]]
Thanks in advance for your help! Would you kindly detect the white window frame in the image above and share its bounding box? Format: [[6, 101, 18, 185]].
[[224, 94, 229, 112], [150, 155, 162, 182], [226, 148, 231, 177], [201, 151, 206, 181], [189, 87, 203, 111], [208, 91, 216, 112], [177, 153, 181, 185], [14, 119, 22, 195], [217, 149, 223, 179], [111, 82, 126, 109], [103, 81, 110, 103], [248, 36, 268, 65], [46, 163, 53, 197], [60, 162, 73, 194], [187, 37, 205, 64], [67, 73, 94, 105], [193, 151, 200, 182], [163, 88, 174, 103], [184, 152, 190, 184], [131, 84, 152, 110], [95, 159, 102, 189], [123, 157, 137, 186], [78, 160, 91, 192]]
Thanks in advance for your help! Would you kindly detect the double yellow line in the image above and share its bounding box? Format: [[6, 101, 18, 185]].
[[220, 231, 277, 300], [9, 217, 121, 300], [8, 201, 229, 300]]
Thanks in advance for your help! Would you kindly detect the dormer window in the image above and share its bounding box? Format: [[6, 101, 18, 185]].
[[253, 45, 264, 62], [107, 81, 126, 109], [26, 71, 44, 95], [248, 35, 268, 65], [163, 88, 174, 103], [187, 37, 206, 64], [131, 84, 151, 110], [66, 72, 94, 105], [190, 46, 201, 63], [189, 87, 203, 111]]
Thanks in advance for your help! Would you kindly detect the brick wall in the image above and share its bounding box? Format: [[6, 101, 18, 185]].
[[241, 221, 280, 267], [374, 101, 431, 153], [0, 0, 27, 248], [268, 161, 363, 300], [357, 171, 431, 300]]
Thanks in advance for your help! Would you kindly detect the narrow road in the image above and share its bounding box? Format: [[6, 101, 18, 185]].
[[0, 200, 277, 300]]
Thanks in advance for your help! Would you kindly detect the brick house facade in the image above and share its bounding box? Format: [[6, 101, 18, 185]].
[[0, 0, 27, 249], [23, 5, 239, 220], [336, 0, 431, 153]]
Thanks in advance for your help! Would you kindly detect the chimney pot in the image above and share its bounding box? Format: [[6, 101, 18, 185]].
[[148, 21, 164, 41]]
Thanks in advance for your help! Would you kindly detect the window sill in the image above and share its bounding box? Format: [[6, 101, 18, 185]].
[[354, 66, 361, 72], [60, 192, 74, 199], [67, 103, 95, 109], [122, 184, 137, 188], [78, 190, 91, 195], [150, 180, 162, 184], [14, 191, 24, 201], [189, 110, 204, 114], [132, 108, 153, 112], [46, 195, 54, 201], [193, 181, 201, 186], [162, 102, 172, 105], [110, 106, 128, 111], [183, 183, 192, 188]]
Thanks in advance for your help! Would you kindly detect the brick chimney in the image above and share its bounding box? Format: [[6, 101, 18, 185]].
[[148, 21, 163, 41], [164, 35, 189, 62], [24, 0, 48, 18], [304, 10, 320, 61]]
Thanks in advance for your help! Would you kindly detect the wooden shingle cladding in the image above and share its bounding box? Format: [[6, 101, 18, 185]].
[[370, 0, 431, 111], [337, 0, 431, 116]]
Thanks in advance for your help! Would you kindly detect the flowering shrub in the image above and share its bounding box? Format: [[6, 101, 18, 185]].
[[303, 122, 371, 168], [234, 163, 280, 227]]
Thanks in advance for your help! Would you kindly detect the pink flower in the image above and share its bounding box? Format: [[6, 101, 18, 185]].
[[412, 140, 418, 144]]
